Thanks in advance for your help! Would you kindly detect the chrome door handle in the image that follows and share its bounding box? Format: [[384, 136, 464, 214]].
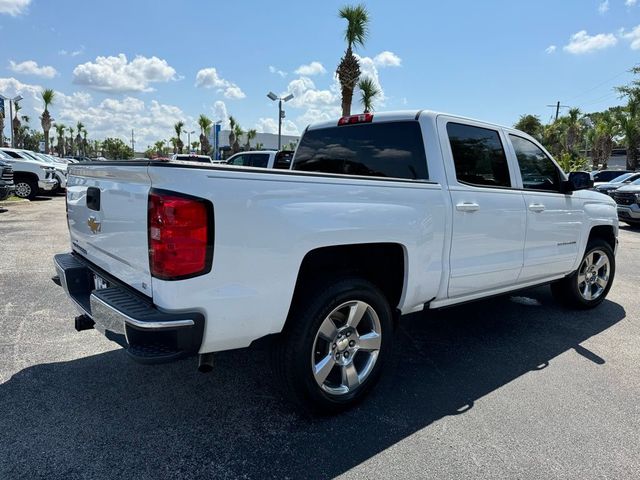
[[456, 202, 480, 212], [528, 203, 545, 213]]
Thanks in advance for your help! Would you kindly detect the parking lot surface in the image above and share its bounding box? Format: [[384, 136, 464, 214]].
[[1, 196, 639, 479]]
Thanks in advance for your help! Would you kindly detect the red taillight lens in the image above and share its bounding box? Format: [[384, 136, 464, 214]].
[[148, 190, 213, 280], [337, 113, 374, 126]]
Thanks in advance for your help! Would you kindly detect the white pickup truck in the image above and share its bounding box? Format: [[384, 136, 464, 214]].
[[53, 110, 618, 413]]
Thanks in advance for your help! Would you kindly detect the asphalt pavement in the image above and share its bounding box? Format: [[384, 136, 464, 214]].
[[1, 196, 639, 479]]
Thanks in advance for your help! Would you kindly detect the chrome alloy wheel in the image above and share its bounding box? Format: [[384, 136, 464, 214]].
[[311, 300, 382, 395], [15, 182, 31, 198], [577, 249, 610, 301]]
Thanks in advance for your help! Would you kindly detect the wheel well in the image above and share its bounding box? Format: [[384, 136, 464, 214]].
[[588, 225, 616, 251], [291, 243, 406, 311], [13, 171, 39, 183]]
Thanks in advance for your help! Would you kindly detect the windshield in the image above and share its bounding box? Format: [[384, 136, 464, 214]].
[[609, 173, 633, 183]]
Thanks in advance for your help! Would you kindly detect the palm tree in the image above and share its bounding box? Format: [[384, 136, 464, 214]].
[[12, 103, 22, 147], [82, 129, 88, 156], [169, 137, 178, 154], [154, 140, 165, 156], [68, 126, 75, 156], [174, 121, 184, 154], [514, 114, 544, 141], [191, 141, 199, 151], [75, 121, 84, 156], [40, 89, 55, 153], [198, 114, 213, 154], [228, 116, 237, 152], [54, 124, 65, 156], [245, 129, 257, 149], [358, 77, 380, 113], [233, 124, 243, 153], [336, 4, 369, 116], [591, 111, 618, 169], [564, 108, 582, 154], [0, 109, 4, 147]]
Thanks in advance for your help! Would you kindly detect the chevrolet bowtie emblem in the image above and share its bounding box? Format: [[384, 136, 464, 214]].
[[87, 216, 101, 234]]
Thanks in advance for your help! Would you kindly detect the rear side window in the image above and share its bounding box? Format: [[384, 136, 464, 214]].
[[292, 121, 428, 180], [274, 151, 293, 169], [248, 153, 270, 168], [447, 123, 511, 188]]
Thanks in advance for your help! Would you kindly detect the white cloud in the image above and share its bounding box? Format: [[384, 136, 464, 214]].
[[545, 45, 557, 54], [626, 0, 637, 6], [0, 0, 30, 16], [622, 24, 640, 49], [72, 54, 178, 92], [373, 51, 402, 67], [563, 30, 617, 54], [269, 65, 287, 77], [294, 61, 326, 76], [255, 117, 300, 136], [9, 60, 58, 78], [598, 0, 609, 14], [194, 67, 246, 99], [212, 100, 228, 127], [59, 46, 84, 57]]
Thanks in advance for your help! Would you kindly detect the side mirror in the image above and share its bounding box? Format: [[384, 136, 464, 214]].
[[563, 171, 594, 193]]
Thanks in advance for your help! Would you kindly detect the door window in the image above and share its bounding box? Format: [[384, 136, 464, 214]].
[[447, 123, 511, 188], [509, 135, 562, 192], [248, 153, 270, 168]]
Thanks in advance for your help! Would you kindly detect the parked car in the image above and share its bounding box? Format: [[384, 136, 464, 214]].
[[0, 155, 16, 201], [594, 172, 640, 195], [590, 169, 634, 184], [611, 178, 640, 226], [26, 151, 68, 192], [171, 153, 213, 163], [226, 150, 294, 169], [0, 148, 57, 199], [53, 110, 618, 413]]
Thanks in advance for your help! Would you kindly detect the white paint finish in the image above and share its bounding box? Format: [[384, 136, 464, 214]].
[[66, 165, 153, 296], [146, 166, 447, 352]]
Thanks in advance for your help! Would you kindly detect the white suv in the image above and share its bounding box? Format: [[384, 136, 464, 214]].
[[0, 148, 57, 199]]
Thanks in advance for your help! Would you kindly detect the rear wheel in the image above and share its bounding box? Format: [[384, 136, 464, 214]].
[[551, 238, 615, 309], [275, 277, 393, 414], [14, 177, 38, 200]]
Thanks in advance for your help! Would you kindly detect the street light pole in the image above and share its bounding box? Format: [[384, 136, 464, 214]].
[[267, 91, 294, 151]]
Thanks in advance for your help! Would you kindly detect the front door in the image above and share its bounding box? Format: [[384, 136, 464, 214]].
[[440, 119, 527, 298]]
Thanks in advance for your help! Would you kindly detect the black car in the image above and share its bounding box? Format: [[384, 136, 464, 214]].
[[0, 159, 16, 201], [591, 169, 634, 183]]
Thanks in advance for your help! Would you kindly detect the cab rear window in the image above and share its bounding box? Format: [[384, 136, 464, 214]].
[[292, 121, 428, 180]]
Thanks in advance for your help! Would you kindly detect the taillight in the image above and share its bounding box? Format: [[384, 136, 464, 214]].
[[338, 113, 373, 126], [148, 189, 213, 280]]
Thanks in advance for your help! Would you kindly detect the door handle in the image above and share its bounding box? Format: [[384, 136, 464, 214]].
[[528, 203, 545, 213], [456, 202, 480, 212]]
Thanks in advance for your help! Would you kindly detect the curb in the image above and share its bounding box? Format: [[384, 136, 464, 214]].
[[0, 197, 30, 207]]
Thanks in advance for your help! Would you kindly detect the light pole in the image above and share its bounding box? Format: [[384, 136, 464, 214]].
[[0, 94, 23, 148], [213, 120, 222, 159], [183, 129, 196, 152], [267, 91, 294, 150]]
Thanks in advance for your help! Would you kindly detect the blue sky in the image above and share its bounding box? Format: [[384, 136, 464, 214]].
[[1, 0, 640, 147]]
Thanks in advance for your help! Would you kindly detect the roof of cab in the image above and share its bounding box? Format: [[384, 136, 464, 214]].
[[305, 110, 513, 132]]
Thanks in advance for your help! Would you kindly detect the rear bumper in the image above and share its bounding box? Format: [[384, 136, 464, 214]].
[[53, 252, 204, 364], [617, 205, 640, 223]]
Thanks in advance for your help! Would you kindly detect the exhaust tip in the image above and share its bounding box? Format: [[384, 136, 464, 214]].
[[198, 353, 214, 373]]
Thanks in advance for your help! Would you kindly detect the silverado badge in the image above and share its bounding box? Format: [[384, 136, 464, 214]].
[[87, 216, 101, 234]]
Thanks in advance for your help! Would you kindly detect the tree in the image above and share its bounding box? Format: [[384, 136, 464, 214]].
[[174, 121, 185, 154], [245, 128, 257, 149], [336, 4, 369, 116], [12, 102, 22, 147], [54, 124, 65, 156], [616, 66, 640, 170], [75, 121, 84, 156], [358, 77, 380, 113], [198, 114, 212, 155], [169, 137, 178, 153], [0, 108, 4, 146], [589, 110, 619, 169], [68, 126, 75, 156], [154, 140, 165, 156], [40, 89, 55, 153], [228, 116, 237, 152], [102, 137, 133, 159], [514, 114, 543, 141], [233, 123, 243, 153]]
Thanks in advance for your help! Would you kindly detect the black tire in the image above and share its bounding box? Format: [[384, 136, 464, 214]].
[[274, 277, 393, 414], [551, 238, 615, 309], [14, 176, 38, 200]]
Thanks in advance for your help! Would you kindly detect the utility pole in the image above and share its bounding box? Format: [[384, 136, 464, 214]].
[[546, 101, 570, 122], [131, 129, 135, 153]]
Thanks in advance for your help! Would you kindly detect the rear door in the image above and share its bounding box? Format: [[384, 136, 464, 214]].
[[438, 117, 527, 298], [66, 163, 153, 296], [506, 134, 584, 281]]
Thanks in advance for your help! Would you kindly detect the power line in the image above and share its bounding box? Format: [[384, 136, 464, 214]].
[[565, 69, 629, 102]]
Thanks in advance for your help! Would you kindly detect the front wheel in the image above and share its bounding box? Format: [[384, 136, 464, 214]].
[[551, 238, 615, 309], [14, 177, 38, 200], [275, 277, 393, 414]]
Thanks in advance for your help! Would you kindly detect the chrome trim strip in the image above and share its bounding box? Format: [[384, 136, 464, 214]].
[[90, 293, 195, 330]]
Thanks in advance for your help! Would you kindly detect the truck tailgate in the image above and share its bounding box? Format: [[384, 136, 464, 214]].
[[66, 163, 153, 296]]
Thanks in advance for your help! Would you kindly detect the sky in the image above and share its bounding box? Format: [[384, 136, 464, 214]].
[[1, 0, 640, 148]]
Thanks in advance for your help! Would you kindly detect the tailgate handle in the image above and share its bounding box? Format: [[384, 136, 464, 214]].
[[87, 187, 101, 211]]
